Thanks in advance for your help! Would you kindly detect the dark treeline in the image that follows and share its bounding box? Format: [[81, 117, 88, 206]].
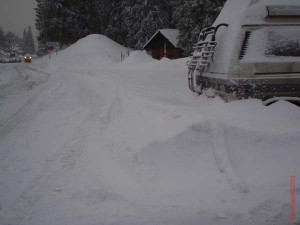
[[35, 0, 225, 54], [0, 26, 35, 55], [23, 26, 36, 54]]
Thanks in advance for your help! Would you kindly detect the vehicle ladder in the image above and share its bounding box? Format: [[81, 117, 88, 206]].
[[187, 23, 228, 94]]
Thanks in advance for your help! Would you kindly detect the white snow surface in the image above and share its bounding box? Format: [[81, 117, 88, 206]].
[[0, 34, 300, 225], [244, 0, 300, 25], [122, 50, 156, 64], [210, 0, 251, 74], [210, 0, 300, 74], [159, 29, 180, 47]]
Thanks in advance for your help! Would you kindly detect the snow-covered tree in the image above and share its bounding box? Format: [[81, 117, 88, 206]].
[[173, 0, 225, 54], [104, 0, 131, 46], [35, 0, 68, 47], [65, 0, 106, 41], [105, 0, 173, 48], [4, 32, 20, 54], [0, 27, 5, 50], [34, 0, 224, 51], [125, 0, 173, 49], [35, 0, 107, 47], [27, 26, 36, 54], [22, 29, 27, 53]]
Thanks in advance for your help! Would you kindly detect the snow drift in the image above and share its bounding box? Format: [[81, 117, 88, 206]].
[[0, 34, 299, 225]]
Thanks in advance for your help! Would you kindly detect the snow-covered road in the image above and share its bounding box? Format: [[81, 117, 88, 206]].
[[0, 63, 122, 224], [0, 64, 50, 142], [0, 35, 299, 225]]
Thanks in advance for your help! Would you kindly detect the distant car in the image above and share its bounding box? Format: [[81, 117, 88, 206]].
[[24, 54, 32, 63]]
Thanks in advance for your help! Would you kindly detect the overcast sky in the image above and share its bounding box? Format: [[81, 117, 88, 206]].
[[0, 0, 37, 43]]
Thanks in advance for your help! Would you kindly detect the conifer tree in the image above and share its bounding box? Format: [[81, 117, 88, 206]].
[[34, 0, 226, 51], [136, 0, 172, 49], [35, 0, 69, 47], [4, 32, 20, 54], [27, 26, 36, 54], [123, 0, 173, 49], [105, 0, 131, 46], [35, 0, 107, 47], [22, 29, 28, 53], [66, 0, 106, 41], [35, 0, 48, 44], [173, 0, 225, 54], [0, 27, 5, 50]]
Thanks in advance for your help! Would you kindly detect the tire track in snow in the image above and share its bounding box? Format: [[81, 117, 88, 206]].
[[0, 78, 123, 224], [0, 65, 50, 132], [0, 66, 51, 166], [0, 64, 28, 92], [1, 124, 88, 225], [210, 121, 248, 194], [101, 89, 122, 128]]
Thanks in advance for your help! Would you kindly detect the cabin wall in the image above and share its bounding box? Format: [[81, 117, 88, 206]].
[[150, 48, 182, 60], [144, 32, 183, 59]]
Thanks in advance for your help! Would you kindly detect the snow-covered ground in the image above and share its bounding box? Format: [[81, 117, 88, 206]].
[[0, 34, 299, 225]]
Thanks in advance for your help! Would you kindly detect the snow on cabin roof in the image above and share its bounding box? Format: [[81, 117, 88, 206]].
[[159, 29, 179, 47], [143, 29, 179, 49]]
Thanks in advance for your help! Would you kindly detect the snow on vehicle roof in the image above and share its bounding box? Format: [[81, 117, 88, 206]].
[[208, 0, 300, 74], [265, 0, 300, 6], [143, 29, 179, 48], [209, 0, 251, 74], [243, 0, 300, 25]]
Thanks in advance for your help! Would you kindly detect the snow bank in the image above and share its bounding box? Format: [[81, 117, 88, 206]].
[[46, 34, 129, 71], [122, 50, 155, 64], [267, 100, 300, 118], [61, 34, 127, 59]]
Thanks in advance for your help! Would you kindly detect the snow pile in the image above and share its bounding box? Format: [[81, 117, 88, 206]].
[[122, 50, 155, 64], [46, 34, 129, 70], [60, 34, 127, 59], [1, 33, 300, 225], [267, 100, 300, 118]]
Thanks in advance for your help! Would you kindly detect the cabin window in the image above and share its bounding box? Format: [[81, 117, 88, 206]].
[[267, 5, 300, 17], [265, 29, 300, 57]]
